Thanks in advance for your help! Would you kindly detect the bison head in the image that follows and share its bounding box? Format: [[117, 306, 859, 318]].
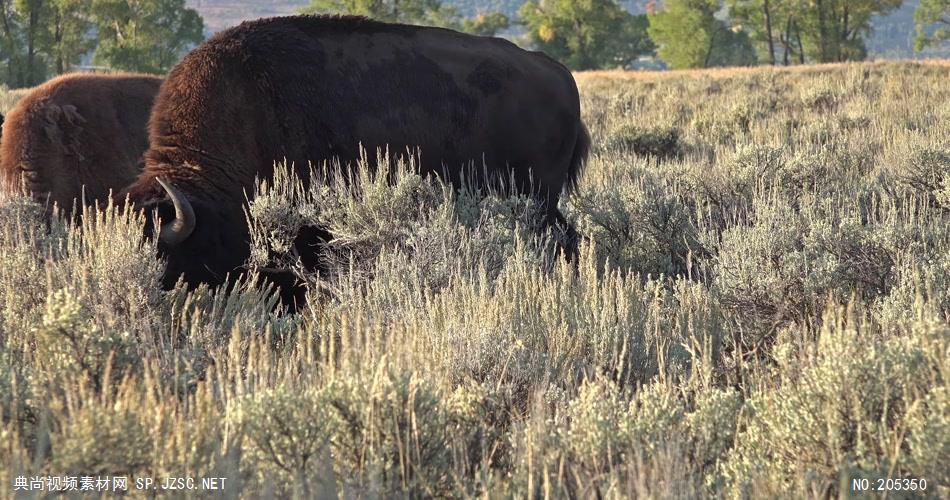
[[155, 177, 196, 245], [143, 177, 314, 309], [9, 103, 88, 205], [146, 177, 251, 291]]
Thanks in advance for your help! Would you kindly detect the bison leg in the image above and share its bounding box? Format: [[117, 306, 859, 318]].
[[541, 194, 579, 261], [294, 225, 333, 271]]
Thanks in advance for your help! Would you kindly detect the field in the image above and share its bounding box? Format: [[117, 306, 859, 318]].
[[0, 61, 948, 498]]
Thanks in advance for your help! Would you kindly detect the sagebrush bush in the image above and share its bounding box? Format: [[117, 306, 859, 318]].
[[50, 378, 154, 478], [604, 124, 683, 158], [236, 385, 337, 497], [34, 289, 139, 390], [567, 154, 704, 276], [723, 301, 948, 497], [892, 145, 950, 207]]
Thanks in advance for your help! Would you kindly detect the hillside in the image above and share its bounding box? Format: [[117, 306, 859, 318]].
[[187, 0, 308, 34]]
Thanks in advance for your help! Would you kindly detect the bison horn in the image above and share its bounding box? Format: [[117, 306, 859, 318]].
[[156, 177, 196, 246]]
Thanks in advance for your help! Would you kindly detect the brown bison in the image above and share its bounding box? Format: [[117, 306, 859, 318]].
[[124, 15, 589, 299], [1, 73, 162, 210]]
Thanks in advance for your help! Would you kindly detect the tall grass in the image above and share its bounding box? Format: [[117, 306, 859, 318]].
[[0, 61, 947, 498]]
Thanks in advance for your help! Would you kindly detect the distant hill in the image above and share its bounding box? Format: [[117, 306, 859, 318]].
[[186, 0, 947, 59], [449, 0, 523, 17], [187, 0, 307, 35]]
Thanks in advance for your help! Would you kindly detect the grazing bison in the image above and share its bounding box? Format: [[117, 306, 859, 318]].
[[1, 73, 162, 210], [124, 15, 589, 300]]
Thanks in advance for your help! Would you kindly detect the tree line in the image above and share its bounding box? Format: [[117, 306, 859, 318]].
[[304, 0, 950, 70], [1, 0, 947, 88], [0, 0, 203, 87]]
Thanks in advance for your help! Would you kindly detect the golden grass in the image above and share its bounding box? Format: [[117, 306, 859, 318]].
[[574, 58, 950, 82]]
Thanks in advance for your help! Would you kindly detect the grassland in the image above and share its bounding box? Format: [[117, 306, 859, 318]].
[[0, 60, 948, 498]]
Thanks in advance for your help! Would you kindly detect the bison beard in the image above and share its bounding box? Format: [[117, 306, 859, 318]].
[[124, 15, 590, 309], [1, 73, 162, 212]]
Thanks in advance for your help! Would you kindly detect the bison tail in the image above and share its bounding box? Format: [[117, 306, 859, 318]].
[[565, 121, 590, 194]]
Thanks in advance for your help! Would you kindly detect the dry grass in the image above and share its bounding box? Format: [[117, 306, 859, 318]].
[[574, 58, 950, 82], [0, 60, 947, 498]]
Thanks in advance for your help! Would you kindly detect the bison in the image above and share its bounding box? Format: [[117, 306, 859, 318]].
[[124, 15, 590, 301], [1, 73, 162, 211]]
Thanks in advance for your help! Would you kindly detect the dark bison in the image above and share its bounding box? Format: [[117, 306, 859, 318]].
[[1, 73, 162, 210], [124, 15, 589, 299]]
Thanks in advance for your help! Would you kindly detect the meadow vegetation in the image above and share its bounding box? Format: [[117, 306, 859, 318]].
[[0, 60, 948, 498]]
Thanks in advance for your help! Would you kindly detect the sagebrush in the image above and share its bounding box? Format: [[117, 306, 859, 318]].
[[0, 61, 948, 498]]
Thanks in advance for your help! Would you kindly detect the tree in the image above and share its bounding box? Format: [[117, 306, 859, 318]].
[[0, 0, 90, 86], [798, 0, 902, 62], [0, 0, 52, 86], [730, 0, 902, 64], [776, 0, 808, 64], [91, 0, 204, 74], [712, 25, 758, 65], [421, 3, 464, 28], [0, 0, 203, 86], [729, 0, 777, 63], [0, 0, 24, 85], [914, 0, 950, 50], [520, 0, 654, 70], [461, 11, 509, 36], [648, 0, 757, 69], [605, 12, 655, 66], [48, 0, 94, 74], [302, 0, 513, 35], [730, 0, 809, 64], [301, 0, 446, 24]]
